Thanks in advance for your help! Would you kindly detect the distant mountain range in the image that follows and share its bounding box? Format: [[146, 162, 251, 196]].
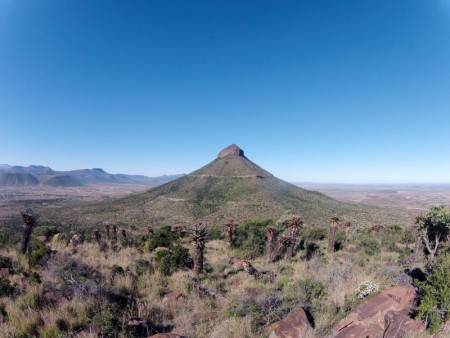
[[0, 164, 184, 187]]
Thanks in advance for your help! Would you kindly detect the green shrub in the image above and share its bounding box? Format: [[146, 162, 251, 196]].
[[226, 288, 291, 327], [33, 226, 59, 239], [358, 239, 380, 256], [143, 225, 176, 252], [285, 277, 326, 310], [154, 245, 192, 276], [302, 227, 327, 241], [415, 254, 450, 333], [206, 223, 223, 240], [233, 218, 274, 258], [133, 259, 153, 276], [28, 245, 53, 268], [92, 306, 120, 336]]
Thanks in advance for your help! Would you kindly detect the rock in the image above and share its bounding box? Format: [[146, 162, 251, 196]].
[[36, 235, 47, 243], [0, 267, 11, 278], [218, 144, 244, 158], [148, 334, 183, 338], [162, 291, 184, 304], [269, 306, 312, 338], [334, 284, 422, 338], [384, 311, 425, 337]]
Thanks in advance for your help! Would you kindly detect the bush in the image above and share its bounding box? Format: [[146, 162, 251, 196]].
[[154, 245, 192, 276], [133, 259, 153, 276], [233, 218, 273, 258], [302, 227, 327, 241], [143, 225, 176, 252], [0, 278, 15, 296], [206, 223, 223, 240], [91, 306, 120, 336], [0, 255, 12, 269], [415, 254, 450, 333], [28, 245, 53, 268], [357, 239, 380, 256], [111, 265, 124, 276], [33, 226, 59, 239], [285, 277, 326, 310], [226, 288, 291, 327]]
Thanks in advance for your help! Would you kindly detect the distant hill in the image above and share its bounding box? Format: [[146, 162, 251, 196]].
[[0, 164, 183, 187], [41, 175, 83, 187], [0, 173, 39, 186], [42, 144, 410, 228]]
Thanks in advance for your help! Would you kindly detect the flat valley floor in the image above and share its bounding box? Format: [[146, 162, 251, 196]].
[[1, 182, 449, 223]]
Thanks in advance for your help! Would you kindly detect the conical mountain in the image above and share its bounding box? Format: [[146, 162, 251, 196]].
[[45, 145, 408, 227]]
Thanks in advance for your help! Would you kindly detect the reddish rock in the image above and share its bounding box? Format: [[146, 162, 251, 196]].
[[162, 291, 185, 304], [0, 267, 11, 278], [218, 144, 244, 158], [148, 334, 183, 338], [383, 311, 425, 337], [269, 306, 312, 338], [334, 284, 423, 338]]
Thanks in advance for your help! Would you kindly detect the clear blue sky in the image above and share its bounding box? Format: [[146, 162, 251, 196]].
[[1, 0, 449, 183]]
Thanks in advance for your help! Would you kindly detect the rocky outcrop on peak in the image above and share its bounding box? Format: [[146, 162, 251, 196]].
[[218, 144, 245, 158]]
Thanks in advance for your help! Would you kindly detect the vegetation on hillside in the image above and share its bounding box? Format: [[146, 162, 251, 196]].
[[0, 205, 449, 337]]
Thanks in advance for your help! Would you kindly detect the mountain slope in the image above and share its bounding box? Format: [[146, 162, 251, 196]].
[[42, 145, 410, 227]]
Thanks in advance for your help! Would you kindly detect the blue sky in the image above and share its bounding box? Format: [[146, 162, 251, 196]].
[[1, 0, 449, 183]]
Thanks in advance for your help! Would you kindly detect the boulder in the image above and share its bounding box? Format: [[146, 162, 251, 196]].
[[334, 284, 424, 338], [384, 311, 426, 337], [269, 306, 312, 338]]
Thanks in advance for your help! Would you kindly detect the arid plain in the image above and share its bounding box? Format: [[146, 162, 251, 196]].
[[2, 181, 449, 222]]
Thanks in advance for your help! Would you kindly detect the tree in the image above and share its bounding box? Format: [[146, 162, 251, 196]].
[[190, 223, 207, 274], [415, 254, 450, 333], [20, 212, 37, 254], [222, 219, 238, 247], [285, 215, 303, 261], [415, 205, 450, 263], [266, 227, 278, 263], [327, 216, 339, 253]]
